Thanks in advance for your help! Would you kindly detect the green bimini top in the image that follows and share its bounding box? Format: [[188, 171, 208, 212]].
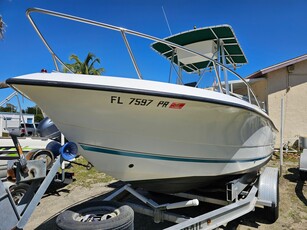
[[151, 24, 247, 73]]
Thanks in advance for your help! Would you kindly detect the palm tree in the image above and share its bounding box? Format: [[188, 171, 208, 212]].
[[0, 15, 6, 40], [63, 52, 105, 75], [0, 16, 8, 88]]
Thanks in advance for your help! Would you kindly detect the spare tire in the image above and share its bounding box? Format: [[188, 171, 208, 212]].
[[56, 201, 134, 230]]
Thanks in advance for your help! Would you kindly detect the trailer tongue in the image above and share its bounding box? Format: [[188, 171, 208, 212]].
[[0, 133, 78, 230]]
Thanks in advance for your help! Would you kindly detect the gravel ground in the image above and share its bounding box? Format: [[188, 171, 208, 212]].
[[24, 159, 306, 230]]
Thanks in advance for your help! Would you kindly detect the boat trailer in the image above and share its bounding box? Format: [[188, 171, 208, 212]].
[[0, 137, 279, 229], [100, 167, 279, 229]]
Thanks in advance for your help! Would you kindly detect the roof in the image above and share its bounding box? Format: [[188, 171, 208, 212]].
[[247, 53, 307, 79], [151, 25, 247, 73]]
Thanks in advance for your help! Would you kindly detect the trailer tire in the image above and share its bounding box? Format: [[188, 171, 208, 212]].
[[56, 201, 134, 230], [264, 189, 279, 224], [258, 167, 279, 223], [9, 183, 30, 204]]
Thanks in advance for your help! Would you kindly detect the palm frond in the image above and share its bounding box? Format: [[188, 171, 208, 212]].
[[0, 82, 9, 89], [63, 52, 105, 75], [88, 57, 101, 70], [0, 15, 6, 40], [84, 52, 95, 66]]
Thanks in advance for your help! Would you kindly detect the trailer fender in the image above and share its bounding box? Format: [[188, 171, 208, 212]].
[[257, 167, 279, 223]]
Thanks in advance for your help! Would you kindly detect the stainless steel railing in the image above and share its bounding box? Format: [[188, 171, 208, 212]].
[[26, 8, 260, 108]]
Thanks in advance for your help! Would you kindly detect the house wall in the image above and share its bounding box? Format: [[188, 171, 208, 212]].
[[267, 60, 307, 146], [233, 79, 267, 110], [250, 79, 267, 110], [233, 58, 307, 147]]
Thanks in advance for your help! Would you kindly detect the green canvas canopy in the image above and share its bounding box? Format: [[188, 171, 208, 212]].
[[151, 25, 247, 73]]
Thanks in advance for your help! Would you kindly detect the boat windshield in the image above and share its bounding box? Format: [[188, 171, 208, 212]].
[[25, 8, 261, 108]]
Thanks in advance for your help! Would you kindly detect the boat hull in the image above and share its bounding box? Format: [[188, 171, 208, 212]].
[[7, 73, 276, 192]]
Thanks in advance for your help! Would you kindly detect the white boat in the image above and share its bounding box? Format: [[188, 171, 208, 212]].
[[6, 9, 276, 192]]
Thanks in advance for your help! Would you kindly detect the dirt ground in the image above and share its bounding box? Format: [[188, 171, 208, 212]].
[[25, 159, 307, 230]]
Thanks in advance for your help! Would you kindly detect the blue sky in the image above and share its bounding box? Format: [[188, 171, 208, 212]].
[[1, 0, 307, 108]]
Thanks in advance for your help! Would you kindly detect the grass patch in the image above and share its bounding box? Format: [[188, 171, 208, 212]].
[[273, 151, 301, 162], [65, 156, 114, 188]]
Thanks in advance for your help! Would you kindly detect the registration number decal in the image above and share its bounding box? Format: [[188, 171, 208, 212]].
[[129, 98, 153, 106], [110, 96, 185, 109]]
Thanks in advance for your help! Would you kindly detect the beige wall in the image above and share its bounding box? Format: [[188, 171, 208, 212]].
[[234, 59, 307, 147], [266, 60, 307, 146], [234, 78, 267, 110], [250, 79, 268, 111]]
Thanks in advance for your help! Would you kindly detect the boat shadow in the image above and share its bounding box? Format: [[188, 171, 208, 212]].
[[42, 181, 72, 198], [224, 208, 275, 229], [283, 167, 307, 206]]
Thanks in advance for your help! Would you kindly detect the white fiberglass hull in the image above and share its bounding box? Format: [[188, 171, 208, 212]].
[[7, 73, 276, 192]]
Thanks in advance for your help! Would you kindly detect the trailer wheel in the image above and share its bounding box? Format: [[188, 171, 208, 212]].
[[9, 183, 30, 205], [258, 167, 279, 223], [30, 150, 55, 170], [56, 201, 134, 230]]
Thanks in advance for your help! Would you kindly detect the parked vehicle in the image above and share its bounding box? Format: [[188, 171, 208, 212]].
[[19, 123, 37, 136]]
